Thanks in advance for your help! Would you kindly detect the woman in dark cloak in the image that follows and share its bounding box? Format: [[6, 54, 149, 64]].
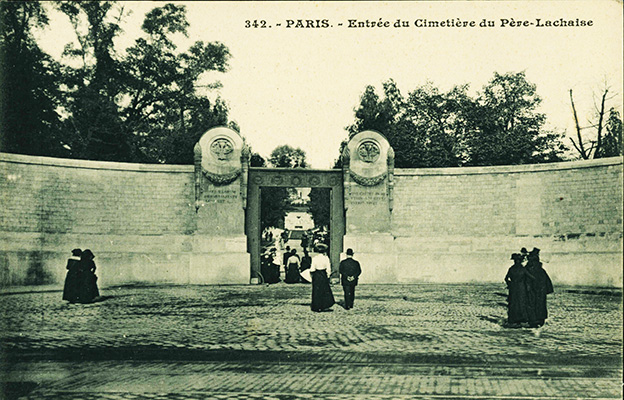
[[504, 253, 533, 326], [284, 249, 301, 283], [261, 248, 281, 284], [309, 245, 335, 312], [260, 248, 274, 284], [299, 249, 312, 283], [77, 249, 99, 303], [525, 248, 554, 327], [300, 249, 312, 271], [62, 249, 82, 302]]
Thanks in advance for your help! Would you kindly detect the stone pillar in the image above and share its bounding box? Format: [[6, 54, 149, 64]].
[[342, 130, 396, 283], [192, 127, 250, 283]]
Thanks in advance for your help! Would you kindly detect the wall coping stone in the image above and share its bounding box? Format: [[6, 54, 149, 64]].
[[0, 152, 193, 173], [396, 157, 623, 176], [3, 152, 621, 176]]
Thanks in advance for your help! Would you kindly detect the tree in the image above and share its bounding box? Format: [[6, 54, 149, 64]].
[[346, 80, 471, 168], [569, 87, 623, 159], [249, 151, 266, 167], [600, 108, 623, 157], [259, 145, 310, 230], [260, 186, 290, 230], [268, 144, 308, 168], [466, 72, 566, 165], [58, 1, 132, 161], [346, 84, 395, 138], [308, 187, 330, 229], [121, 3, 231, 163], [402, 83, 472, 167], [346, 73, 567, 168], [57, 2, 232, 163], [0, 2, 64, 156]]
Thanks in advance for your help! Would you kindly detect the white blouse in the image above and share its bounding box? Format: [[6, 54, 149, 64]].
[[310, 254, 330, 272]]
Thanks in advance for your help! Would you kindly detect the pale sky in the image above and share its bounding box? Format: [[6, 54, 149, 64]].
[[36, 1, 623, 168]]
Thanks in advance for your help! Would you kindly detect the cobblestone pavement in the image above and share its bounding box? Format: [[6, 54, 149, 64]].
[[1, 283, 622, 400]]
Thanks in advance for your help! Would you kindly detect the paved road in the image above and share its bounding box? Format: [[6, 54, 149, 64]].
[[1, 283, 621, 399]]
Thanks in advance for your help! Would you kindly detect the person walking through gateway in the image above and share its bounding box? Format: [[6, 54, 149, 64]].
[[504, 253, 533, 327], [339, 248, 361, 310], [309, 244, 335, 312], [62, 248, 82, 303], [284, 249, 302, 283], [525, 248, 554, 328]]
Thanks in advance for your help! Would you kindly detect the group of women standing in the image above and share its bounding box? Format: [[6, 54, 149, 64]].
[[62, 248, 100, 304], [259, 244, 335, 312], [505, 247, 553, 328]]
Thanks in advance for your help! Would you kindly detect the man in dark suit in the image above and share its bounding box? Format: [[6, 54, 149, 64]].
[[339, 248, 361, 310]]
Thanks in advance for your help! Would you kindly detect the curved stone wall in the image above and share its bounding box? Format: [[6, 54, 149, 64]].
[[389, 158, 623, 287], [1, 152, 622, 287], [0, 153, 197, 287]]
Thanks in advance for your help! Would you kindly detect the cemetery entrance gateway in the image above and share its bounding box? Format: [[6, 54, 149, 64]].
[[194, 127, 392, 284], [246, 168, 345, 281]]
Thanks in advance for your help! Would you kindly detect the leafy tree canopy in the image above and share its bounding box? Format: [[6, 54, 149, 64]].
[[599, 108, 623, 158], [268, 144, 309, 168], [0, 1, 64, 156], [1, 2, 234, 164], [308, 187, 330, 229], [346, 72, 568, 168], [259, 145, 309, 230]]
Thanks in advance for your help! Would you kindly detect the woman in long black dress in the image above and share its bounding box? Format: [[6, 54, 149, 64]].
[[62, 249, 82, 303], [77, 249, 99, 303], [300, 249, 311, 271], [284, 249, 301, 283], [260, 248, 274, 284], [309, 245, 335, 312], [525, 248, 553, 328], [504, 253, 533, 327]]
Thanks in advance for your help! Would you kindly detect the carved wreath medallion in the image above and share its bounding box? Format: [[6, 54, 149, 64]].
[[350, 171, 386, 186], [210, 138, 234, 161], [308, 176, 321, 186], [204, 170, 241, 185], [357, 141, 380, 163]]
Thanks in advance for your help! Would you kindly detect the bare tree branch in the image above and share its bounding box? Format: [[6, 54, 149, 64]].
[[569, 89, 588, 159], [594, 89, 608, 158], [569, 137, 584, 157]]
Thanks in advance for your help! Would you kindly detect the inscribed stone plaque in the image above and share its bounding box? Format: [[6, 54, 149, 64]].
[[344, 130, 392, 234]]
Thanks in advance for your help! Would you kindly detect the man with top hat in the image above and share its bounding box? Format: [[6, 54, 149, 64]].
[[339, 248, 362, 310]]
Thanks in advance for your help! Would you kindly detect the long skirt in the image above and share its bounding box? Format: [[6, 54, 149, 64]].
[[507, 282, 529, 324], [261, 263, 280, 284], [284, 264, 301, 283], [62, 270, 80, 302], [77, 273, 99, 303], [311, 270, 335, 311]]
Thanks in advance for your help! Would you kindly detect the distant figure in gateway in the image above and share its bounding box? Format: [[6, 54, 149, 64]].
[[261, 248, 280, 284], [284, 249, 302, 283]]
